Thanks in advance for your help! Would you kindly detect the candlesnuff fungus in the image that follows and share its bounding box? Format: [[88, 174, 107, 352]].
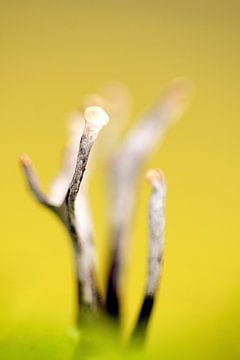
[[20, 79, 193, 341]]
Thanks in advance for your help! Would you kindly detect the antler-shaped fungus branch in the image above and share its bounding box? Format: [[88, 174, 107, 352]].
[[20, 106, 109, 315]]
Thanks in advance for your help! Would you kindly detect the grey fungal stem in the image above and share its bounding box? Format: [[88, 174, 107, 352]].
[[106, 79, 192, 319], [62, 106, 109, 308], [20, 106, 109, 316], [132, 169, 166, 342]]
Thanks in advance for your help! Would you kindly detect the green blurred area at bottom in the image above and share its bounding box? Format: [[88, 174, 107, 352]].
[[0, 305, 239, 360]]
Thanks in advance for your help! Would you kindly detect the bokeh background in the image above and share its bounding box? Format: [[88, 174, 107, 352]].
[[0, 0, 240, 358]]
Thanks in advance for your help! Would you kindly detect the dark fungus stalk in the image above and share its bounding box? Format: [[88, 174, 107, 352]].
[[20, 79, 193, 342]]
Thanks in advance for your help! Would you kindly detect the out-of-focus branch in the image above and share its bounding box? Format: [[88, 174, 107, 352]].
[[48, 111, 85, 206], [20, 106, 109, 316], [106, 79, 193, 319], [82, 82, 131, 165], [132, 169, 166, 341]]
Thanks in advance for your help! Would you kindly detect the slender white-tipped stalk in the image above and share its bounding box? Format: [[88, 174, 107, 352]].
[[48, 105, 109, 207], [64, 106, 109, 307], [65, 106, 109, 220], [132, 169, 166, 341]]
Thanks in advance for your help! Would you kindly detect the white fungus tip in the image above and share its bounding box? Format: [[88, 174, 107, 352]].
[[146, 169, 165, 185], [19, 153, 32, 167], [163, 78, 195, 113], [84, 106, 109, 130]]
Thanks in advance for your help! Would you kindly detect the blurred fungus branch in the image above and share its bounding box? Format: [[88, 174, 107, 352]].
[[106, 79, 193, 319], [20, 79, 193, 343]]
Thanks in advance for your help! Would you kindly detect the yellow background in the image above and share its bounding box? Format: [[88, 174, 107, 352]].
[[0, 0, 240, 357]]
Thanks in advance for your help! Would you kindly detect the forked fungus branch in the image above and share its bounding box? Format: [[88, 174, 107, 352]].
[[20, 106, 109, 311]]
